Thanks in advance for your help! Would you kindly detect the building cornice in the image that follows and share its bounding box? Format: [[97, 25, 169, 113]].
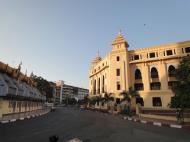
[[89, 65, 109, 78], [129, 40, 190, 53]]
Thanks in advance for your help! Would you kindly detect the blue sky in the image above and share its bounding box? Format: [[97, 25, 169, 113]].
[[0, 0, 190, 88]]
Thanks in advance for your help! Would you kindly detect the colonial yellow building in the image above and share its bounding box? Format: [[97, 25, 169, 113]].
[[89, 33, 190, 108]]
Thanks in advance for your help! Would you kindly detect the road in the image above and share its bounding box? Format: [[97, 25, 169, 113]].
[[0, 107, 190, 142]]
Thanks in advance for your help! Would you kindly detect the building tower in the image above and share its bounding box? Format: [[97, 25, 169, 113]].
[[109, 32, 131, 97]]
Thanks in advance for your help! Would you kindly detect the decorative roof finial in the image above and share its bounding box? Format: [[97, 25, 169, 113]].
[[97, 49, 100, 57], [118, 29, 122, 35]]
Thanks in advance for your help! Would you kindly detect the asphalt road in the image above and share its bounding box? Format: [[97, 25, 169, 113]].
[[0, 107, 190, 142]]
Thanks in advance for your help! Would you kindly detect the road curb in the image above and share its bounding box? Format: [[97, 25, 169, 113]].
[[123, 116, 184, 129], [170, 124, 182, 129], [20, 117, 25, 120], [0, 110, 50, 124], [10, 119, 16, 122], [153, 122, 162, 126], [1, 120, 9, 124]]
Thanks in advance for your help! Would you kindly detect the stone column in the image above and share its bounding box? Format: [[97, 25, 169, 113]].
[[159, 61, 168, 90], [100, 75, 102, 94], [142, 62, 150, 91]]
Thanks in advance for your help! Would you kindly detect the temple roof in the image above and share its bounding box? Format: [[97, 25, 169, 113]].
[[112, 32, 129, 47]]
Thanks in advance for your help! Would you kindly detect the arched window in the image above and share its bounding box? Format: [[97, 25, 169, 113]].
[[151, 67, 159, 78], [102, 75, 105, 93], [98, 78, 100, 94], [135, 69, 142, 80], [94, 80, 96, 95], [168, 65, 175, 77]]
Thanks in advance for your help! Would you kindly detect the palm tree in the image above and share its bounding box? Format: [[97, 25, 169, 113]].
[[101, 92, 114, 110], [120, 87, 139, 116]]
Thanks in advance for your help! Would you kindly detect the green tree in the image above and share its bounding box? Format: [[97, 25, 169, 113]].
[[120, 87, 139, 103], [32, 75, 54, 101], [120, 87, 139, 115], [170, 55, 190, 122]]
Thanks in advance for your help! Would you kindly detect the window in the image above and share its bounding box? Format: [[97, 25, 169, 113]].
[[117, 82, 121, 90], [116, 69, 120, 76], [152, 97, 162, 107], [185, 47, 190, 53], [163, 51, 165, 56], [168, 81, 178, 89], [116, 56, 120, 61], [93, 80, 96, 95], [116, 98, 120, 104], [134, 83, 144, 91], [149, 52, 155, 58], [151, 67, 159, 78], [150, 82, 161, 90], [135, 69, 142, 80], [102, 75, 105, 93], [168, 65, 175, 77], [136, 97, 144, 106], [98, 78, 100, 94], [182, 48, 184, 53], [166, 50, 173, 56], [134, 55, 139, 60], [102, 102, 104, 106]]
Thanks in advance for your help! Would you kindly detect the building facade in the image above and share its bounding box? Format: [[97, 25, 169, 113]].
[[55, 80, 88, 103], [89, 33, 190, 108], [55, 80, 64, 103], [73, 87, 88, 101], [0, 62, 46, 118]]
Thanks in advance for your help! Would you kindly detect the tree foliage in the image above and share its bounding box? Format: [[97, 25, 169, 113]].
[[171, 55, 190, 108], [32, 75, 54, 100], [120, 87, 139, 102]]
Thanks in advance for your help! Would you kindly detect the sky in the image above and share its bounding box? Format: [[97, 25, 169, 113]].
[[0, 0, 190, 88]]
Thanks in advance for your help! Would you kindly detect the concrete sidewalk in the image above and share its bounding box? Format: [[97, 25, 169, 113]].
[[0, 108, 50, 124]]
